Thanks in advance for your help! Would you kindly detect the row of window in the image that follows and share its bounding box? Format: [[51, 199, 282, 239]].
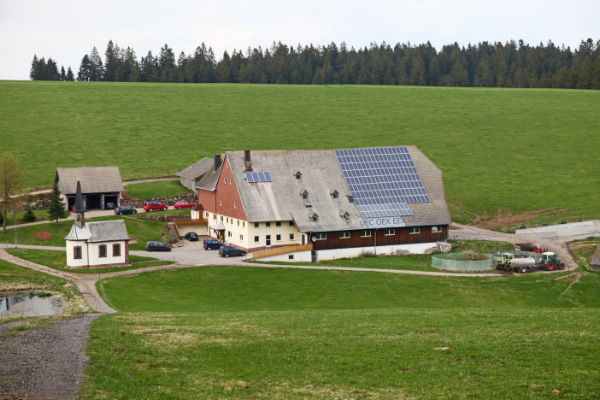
[[73, 243, 121, 260], [206, 212, 297, 229], [252, 233, 295, 244], [314, 226, 443, 241]]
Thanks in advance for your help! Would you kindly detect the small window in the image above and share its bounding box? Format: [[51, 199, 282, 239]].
[[237, 220, 240, 226], [240, 234, 244, 241], [347, 195, 354, 203], [276, 234, 282, 241], [410, 227, 421, 235], [113, 243, 121, 257], [99, 244, 107, 258], [243, 221, 245, 227], [223, 178, 226, 184], [432, 226, 442, 233], [331, 190, 339, 199], [289, 221, 295, 226], [340, 231, 350, 239], [220, 216, 223, 222], [300, 190, 308, 199], [219, 200, 222, 206], [228, 231, 232, 237], [276, 221, 281, 227], [254, 222, 259, 228], [254, 236, 260, 243], [265, 222, 271, 227], [73, 246, 82, 260], [315, 233, 327, 240], [205, 212, 209, 218], [226, 217, 229, 223], [384, 229, 395, 236], [289, 255, 294, 260], [289, 233, 295, 240], [234, 202, 236, 209], [213, 214, 217, 220], [294, 171, 302, 179], [229, 179, 232, 185], [361, 230, 372, 238]]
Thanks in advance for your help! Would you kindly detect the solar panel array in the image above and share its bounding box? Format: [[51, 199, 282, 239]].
[[334, 147, 430, 219], [245, 171, 272, 183]]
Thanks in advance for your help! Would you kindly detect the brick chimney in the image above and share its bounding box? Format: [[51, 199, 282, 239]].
[[244, 150, 252, 171]]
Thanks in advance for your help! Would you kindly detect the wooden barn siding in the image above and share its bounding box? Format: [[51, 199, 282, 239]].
[[312, 225, 448, 251]]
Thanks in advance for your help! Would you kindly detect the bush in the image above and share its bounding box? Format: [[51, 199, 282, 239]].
[[22, 205, 36, 222]]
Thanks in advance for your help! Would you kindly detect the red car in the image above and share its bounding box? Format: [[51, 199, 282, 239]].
[[174, 201, 196, 209], [143, 202, 168, 212]]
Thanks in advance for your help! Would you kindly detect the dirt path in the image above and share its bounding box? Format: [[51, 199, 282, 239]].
[[0, 313, 100, 400]]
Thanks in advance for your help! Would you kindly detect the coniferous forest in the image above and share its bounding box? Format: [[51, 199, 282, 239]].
[[31, 39, 600, 89]]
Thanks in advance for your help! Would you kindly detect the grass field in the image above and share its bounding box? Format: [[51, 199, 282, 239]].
[[0, 215, 172, 250], [1, 82, 599, 226], [85, 266, 600, 399], [4, 248, 173, 274], [124, 180, 192, 200], [0, 259, 66, 291]]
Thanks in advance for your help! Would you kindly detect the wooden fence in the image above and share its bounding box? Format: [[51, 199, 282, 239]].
[[251, 244, 313, 260]]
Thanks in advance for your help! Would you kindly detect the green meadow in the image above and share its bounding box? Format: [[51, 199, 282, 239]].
[[1, 81, 599, 225], [85, 266, 600, 399]]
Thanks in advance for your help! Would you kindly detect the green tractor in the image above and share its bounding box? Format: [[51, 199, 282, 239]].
[[538, 252, 565, 271]]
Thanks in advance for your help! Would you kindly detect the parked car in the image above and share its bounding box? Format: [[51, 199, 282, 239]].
[[114, 206, 137, 215], [184, 232, 199, 241], [174, 201, 196, 209], [203, 239, 223, 250], [145, 241, 171, 252], [143, 202, 168, 212], [105, 202, 116, 210], [219, 246, 247, 257]]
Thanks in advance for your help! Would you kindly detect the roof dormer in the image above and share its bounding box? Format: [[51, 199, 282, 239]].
[[330, 189, 339, 199], [293, 171, 302, 179], [309, 211, 319, 222]]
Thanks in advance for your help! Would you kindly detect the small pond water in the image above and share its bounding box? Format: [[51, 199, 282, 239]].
[[0, 291, 66, 319]]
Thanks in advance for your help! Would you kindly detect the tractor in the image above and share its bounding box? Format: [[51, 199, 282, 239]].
[[538, 252, 565, 271]]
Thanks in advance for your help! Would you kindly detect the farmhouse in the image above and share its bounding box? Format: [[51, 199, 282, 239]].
[[55, 166, 124, 210], [176, 157, 214, 191], [195, 147, 451, 261], [65, 180, 131, 269]]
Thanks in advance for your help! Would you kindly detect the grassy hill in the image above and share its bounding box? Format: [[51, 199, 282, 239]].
[[2, 81, 599, 225], [84, 266, 600, 399]]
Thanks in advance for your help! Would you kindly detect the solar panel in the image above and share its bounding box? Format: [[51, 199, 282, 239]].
[[334, 147, 430, 218], [245, 171, 272, 183]]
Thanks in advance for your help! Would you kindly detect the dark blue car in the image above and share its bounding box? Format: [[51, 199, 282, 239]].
[[203, 239, 223, 250]]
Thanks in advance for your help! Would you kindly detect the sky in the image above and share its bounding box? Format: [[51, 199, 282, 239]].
[[1, 0, 599, 80]]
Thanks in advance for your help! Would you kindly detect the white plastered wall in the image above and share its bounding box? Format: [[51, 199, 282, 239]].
[[87, 241, 127, 266], [66, 240, 89, 268], [256, 242, 438, 262]]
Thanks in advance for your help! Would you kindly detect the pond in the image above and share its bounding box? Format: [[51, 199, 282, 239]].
[[0, 291, 66, 319]]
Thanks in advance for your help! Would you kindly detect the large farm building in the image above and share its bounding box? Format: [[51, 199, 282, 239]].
[[193, 146, 451, 261]]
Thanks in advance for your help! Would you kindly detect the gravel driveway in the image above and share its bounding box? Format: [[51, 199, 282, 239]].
[[0, 313, 100, 400]]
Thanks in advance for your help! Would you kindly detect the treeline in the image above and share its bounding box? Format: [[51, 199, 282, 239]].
[[31, 38, 600, 89]]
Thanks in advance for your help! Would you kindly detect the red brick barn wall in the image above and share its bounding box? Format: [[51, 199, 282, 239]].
[[197, 189, 216, 213], [215, 157, 248, 221]]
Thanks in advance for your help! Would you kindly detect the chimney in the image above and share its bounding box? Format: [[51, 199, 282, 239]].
[[214, 154, 222, 170], [244, 150, 252, 171]]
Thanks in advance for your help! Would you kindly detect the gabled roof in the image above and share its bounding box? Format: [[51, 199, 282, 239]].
[[177, 158, 213, 181], [56, 167, 124, 195], [226, 147, 451, 233], [65, 220, 130, 242]]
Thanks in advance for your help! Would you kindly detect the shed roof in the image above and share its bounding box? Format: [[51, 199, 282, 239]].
[[65, 220, 130, 242], [56, 167, 124, 195], [196, 163, 223, 192], [177, 158, 213, 181]]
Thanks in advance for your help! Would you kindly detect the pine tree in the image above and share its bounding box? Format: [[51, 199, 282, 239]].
[[47, 183, 67, 223], [60, 66, 66, 81], [77, 54, 92, 81], [66, 67, 75, 81], [89, 47, 105, 81], [30, 55, 39, 80]]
